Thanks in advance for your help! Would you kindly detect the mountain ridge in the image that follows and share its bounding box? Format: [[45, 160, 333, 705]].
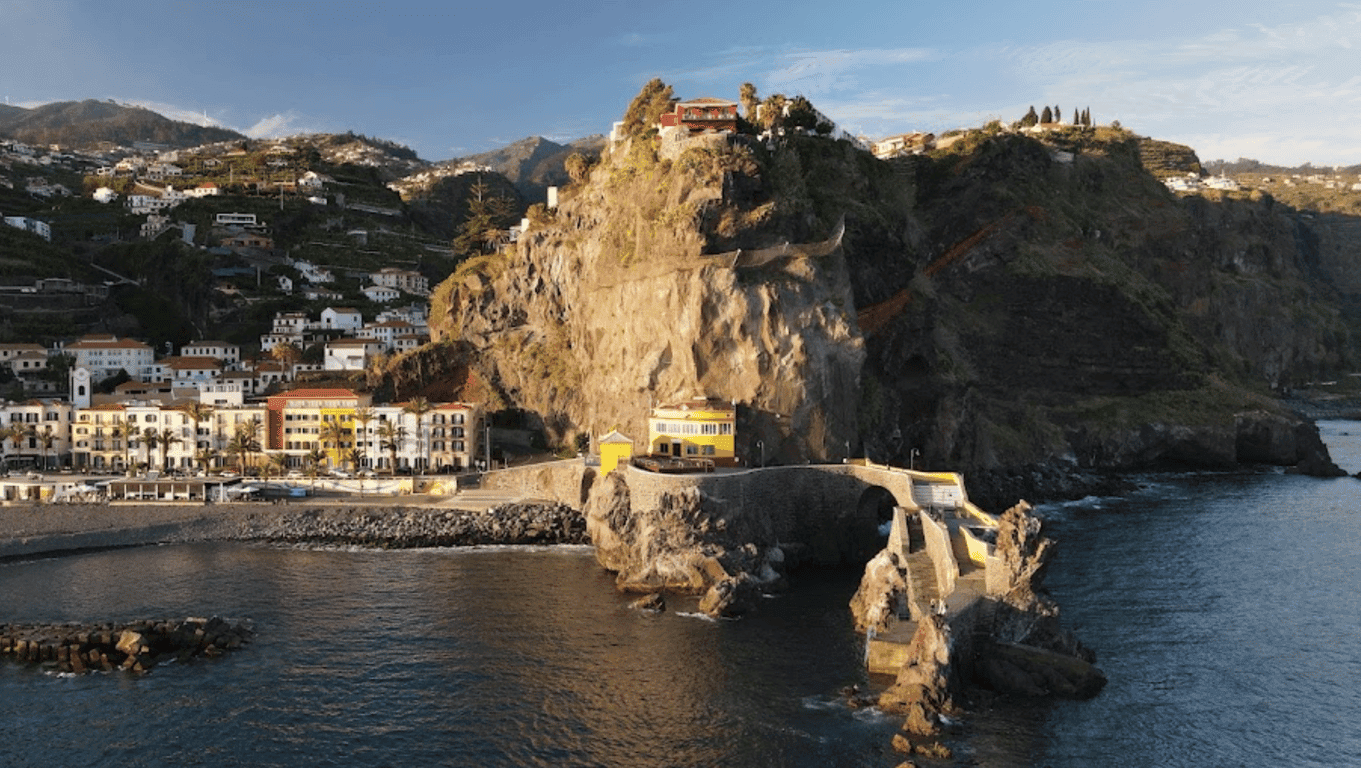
[[0, 99, 245, 149]]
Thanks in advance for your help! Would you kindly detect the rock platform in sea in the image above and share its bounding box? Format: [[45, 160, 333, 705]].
[[0, 616, 252, 675]]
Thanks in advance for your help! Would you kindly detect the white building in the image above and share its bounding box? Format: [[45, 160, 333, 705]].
[[62, 335, 155, 381], [320, 306, 364, 332], [3, 216, 52, 242], [181, 340, 241, 368], [370, 267, 430, 296], [362, 285, 400, 303], [324, 338, 386, 371]]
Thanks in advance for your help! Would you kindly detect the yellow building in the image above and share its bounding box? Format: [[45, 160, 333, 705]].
[[647, 397, 736, 465], [598, 430, 634, 475], [267, 388, 370, 469]]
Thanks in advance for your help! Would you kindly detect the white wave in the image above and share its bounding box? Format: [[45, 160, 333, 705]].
[[675, 611, 718, 623]]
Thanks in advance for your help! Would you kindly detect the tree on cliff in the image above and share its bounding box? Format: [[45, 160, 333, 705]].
[[620, 78, 676, 137], [1040, 106, 1053, 124], [564, 152, 594, 184], [760, 93, 789, 131], [454, 177, 516, 257], [1020, 106, 1039, 127], [740, 82, 760, 121], [785, 96, 832, 134]]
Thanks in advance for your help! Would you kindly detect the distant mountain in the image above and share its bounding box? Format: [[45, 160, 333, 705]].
[[0, 99, 244, 150], [444, 135, 606, 202]]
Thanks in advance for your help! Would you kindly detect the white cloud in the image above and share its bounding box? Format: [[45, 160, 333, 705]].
[[244, 112, 319, 139], [761, 48, 937, 97], [117, 99, 223, 128]]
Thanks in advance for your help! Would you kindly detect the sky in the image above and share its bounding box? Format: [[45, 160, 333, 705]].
[[3, 0, 1361, 166]]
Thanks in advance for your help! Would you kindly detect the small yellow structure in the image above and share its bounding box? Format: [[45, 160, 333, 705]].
[[647, 397, 736, 466], [598, 430, 634, 475]]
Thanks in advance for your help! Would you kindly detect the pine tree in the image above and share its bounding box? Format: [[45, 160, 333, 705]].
[[1073, 108, 1080, 125], [1041, 106, 1053, 124], [1082, 108, 1091, 127], [1021, 106, 1039, 127], [454, 176, 515, 257]]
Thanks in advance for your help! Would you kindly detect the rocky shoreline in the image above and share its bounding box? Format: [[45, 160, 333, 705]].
[[0, 500, 588, 560]]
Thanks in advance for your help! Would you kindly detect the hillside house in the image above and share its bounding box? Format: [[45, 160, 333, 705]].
[[370, 267, 429, 296], [872, 132, 934, 159], [181, 340, 240, 368], [362, 285, 400, 303], [660, 97, 740, 134], [320, 306, 363, 332], [324, 338, 386, 371], [3, 216, 52, 241], [220, 232, 274, 250]]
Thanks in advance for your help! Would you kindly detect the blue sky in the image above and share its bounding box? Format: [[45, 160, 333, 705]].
[[3, 0, 1360, 166]]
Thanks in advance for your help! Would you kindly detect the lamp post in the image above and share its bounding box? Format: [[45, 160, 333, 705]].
[[910, 448, 920, 470], [484, 419, 491, 472], [757, 439, 764, 468]]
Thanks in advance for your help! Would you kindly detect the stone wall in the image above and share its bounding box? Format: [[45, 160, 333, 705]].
[[920, 511, 958, 599], [479, 460, 596, 507]]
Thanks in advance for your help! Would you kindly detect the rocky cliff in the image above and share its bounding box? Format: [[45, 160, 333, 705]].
[[430, 135, 866, 464], [423, 118, 1355, 506]]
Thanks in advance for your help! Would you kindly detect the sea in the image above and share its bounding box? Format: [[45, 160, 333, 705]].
[[0, 421, 1357, 767]]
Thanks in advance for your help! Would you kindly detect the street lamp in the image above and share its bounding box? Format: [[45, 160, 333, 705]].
[[757, 439, 764, 468], [484, 419, 492, 472], [910, 448, 920, 470]]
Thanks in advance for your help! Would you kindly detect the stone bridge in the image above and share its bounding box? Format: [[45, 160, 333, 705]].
[[475, 458, 982, 565]]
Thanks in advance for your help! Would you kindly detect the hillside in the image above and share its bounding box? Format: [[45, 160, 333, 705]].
[[0, 100, 244, 149], [442, 135, 606, 203], [419, 114, 1356, 506]]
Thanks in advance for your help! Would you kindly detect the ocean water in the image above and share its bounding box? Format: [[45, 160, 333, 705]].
[[1, 422, 1358, 766]]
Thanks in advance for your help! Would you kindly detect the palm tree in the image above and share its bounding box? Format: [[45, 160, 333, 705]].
[[320, 418, 349, 472], [182, 402, 212, 457], [305, 446, 327, 487], [266, 452, 289, 479], [351, 406, 374, 471], [378, 420, 405, 476], [108, 416, 130, 472], [344, 447, 365, 473], [158, 427, 181, 473], [0, 422, 24, 470], [227, 419, 261, 473], [194, 447, 217, 475], [140, 427, 160, 472], [37, 425, 56, 471], [402, 397, 434, 475]]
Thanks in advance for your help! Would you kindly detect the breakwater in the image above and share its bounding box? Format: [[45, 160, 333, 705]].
[[230, 502, 588, 548], [0, 616, 253, 674], [0, 501, 588, 560]]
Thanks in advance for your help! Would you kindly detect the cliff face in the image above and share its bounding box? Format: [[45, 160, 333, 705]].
[[425, 125, 1355, 501], [431, 137, 866, 461]]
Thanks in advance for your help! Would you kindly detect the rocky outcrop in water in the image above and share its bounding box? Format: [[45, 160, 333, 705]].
[[0, 616, 252, 674], [873, 502, 1104, 742], [584, 472, 787, 618]]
